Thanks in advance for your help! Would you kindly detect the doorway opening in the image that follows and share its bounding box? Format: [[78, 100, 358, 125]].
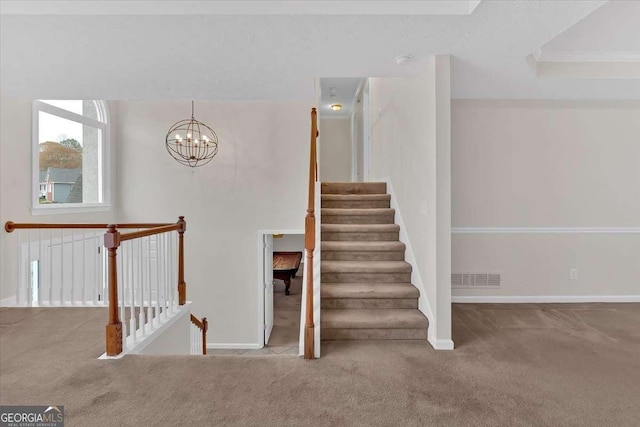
[[259, 231, 304, 355], [318, 77, 371, 182]]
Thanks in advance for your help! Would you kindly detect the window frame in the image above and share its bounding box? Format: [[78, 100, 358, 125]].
[[32, 100, 111, 214]]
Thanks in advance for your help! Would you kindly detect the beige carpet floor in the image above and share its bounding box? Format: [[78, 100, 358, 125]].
[[1, 303, 639, 426]]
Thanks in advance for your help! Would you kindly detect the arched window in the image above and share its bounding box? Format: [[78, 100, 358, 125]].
[[32, 100, 110, 212]]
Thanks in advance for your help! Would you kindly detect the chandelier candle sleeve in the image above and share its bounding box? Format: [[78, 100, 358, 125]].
[[165, 101, 219, 167]]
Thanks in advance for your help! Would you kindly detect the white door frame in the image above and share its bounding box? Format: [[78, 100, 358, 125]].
[[351, 78, 371, 182], [256, 229, 304, 348], [351, 111, 358, 182], [362, 79, 371, 181]]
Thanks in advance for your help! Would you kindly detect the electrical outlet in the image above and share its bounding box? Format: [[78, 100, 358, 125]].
[[569, 268, 578, 281]]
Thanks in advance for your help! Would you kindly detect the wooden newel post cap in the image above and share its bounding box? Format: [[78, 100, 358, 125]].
[[104, 224, 120, 249], [4, 221, 15, 233], [178, 216, 186, 233]]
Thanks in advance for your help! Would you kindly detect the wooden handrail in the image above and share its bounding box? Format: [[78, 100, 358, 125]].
[[304, 107, 318, 360], [190, 314, 208, 355], [119, 223, 181, 242], [103, 217, 187, 356], [5, 221, 171, 233], [6, 217, 192, 357]]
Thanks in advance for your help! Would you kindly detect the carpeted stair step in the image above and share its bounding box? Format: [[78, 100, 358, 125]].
[[321, 309, 428, 340], [321, 224, 400, 241], [322, 282, 419, 309], [321, 182, 387, 195], [321, 194, 391, 209], [321, 260, 412, 283], [321, 208, 395, 224], [321, 241, 406, 261]]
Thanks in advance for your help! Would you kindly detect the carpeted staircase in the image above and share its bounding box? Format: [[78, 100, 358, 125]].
[[320, 182, 428, 340]]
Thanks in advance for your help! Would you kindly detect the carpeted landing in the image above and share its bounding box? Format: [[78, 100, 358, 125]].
[[1, 303, 639, 426]]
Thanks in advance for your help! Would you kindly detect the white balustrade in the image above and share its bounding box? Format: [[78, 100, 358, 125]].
[[12, 228, 106, 307], [118, 231, 178, 351]]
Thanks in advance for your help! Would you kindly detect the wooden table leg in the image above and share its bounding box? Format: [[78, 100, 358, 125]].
[[284, 277, 291, 295]]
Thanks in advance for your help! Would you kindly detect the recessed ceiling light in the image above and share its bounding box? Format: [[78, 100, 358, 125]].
[[331, 104, 342, 111], [395, 55, 413, 65]]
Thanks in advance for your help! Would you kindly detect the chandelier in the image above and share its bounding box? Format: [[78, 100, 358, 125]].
[[165, 101, 219, 167]]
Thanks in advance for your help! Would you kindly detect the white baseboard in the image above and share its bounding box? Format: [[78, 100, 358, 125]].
[[429, 338, 454, 350], [1, 298, 108, 308], [207, 343, 262, 350], [452, 295, 640, 303], [0, 296, 17, 306]]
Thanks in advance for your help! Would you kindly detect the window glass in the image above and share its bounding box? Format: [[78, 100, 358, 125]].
[[34, 100, 108, 210]]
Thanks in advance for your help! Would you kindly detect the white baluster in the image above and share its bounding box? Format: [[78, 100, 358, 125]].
[[17, 230, 23, 306], [49, 229, 53, 305], [82, 229, 86, 305], [59, 229, 64, 305], [27, 229, 32, 307], [129, 241, 136, 343], [70, 229, 75, 305], [95, 231, 99, 304], [38, 229, 42, 306], [166, 233, 172, 313], [154, 235, 160, 327], [159, 233, 166, 320], [118, 241, 127, 350], [139, 237, 145, 338]]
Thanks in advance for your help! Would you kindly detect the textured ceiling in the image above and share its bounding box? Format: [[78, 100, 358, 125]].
[[1, 0, 639, 101], [319, 78, 364, 118], [541, 1, 640, 53]]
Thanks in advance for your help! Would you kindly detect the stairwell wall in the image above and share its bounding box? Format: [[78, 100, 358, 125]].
[[115, 100, 312, 346], [369, 55, 453, 349]]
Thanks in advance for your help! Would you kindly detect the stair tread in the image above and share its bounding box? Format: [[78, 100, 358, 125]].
[[322, 282, 419, 299], [322, 241, 405, 252], [321, 194, 391, 201], [322, 224, 400, 232], [322, 260, 412, 273], [321, 308, 428, 329], [321, 182, 387, 195], [322, 208, 394, 215]]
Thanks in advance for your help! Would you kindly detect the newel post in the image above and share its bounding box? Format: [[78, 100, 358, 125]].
[[104, 224, 122, 356], [177, 216, 187, 305]]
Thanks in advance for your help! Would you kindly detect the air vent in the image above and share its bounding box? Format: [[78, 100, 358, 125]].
[[452, 273, 501, 288]]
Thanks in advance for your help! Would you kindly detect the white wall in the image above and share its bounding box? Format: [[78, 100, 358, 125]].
[[452, 100, 640, 300], [273, 234, 304, 252], [0, 93, 118, 301], [319, 118, 351, 182], [115, 100, 312, 346], [132, 305, 191, 355], [369, 55, 452, 349]]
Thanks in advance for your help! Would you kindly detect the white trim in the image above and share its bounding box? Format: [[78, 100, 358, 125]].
[[533, 51, 640, 64], [99, 302, 192, 359], [452, 227, 640, 234], [1, 1, 483, 16], [31, 205, 113, 216], [257, 229, 304, 350], [207, 343, 263, 350], [452, 295, 640, 303], [362, 79, 371, 182], [1, 296, 110, 307], [383, 178, 438, 345], [32, 99, 111, 214], [0, 296, 17, 306], [350, 110, 358, 182], [429, 339, 455, 350]]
